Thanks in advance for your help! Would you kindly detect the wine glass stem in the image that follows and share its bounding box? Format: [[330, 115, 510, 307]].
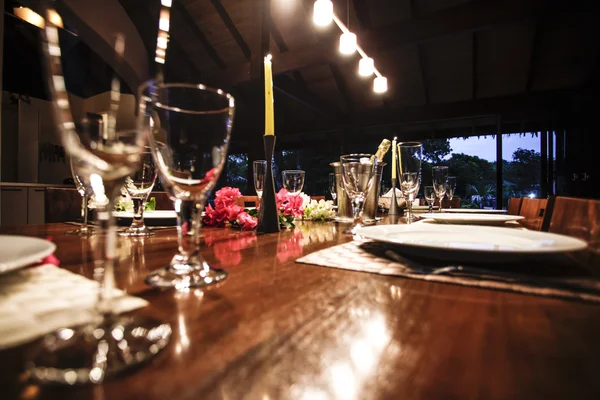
[[82, 194, 89, 229], [407, 194, 413, 224], [131, 198, 146, 229], [352, 197, 364, 227], [172, 200, 203, 272], [93, 192, 118, 320]]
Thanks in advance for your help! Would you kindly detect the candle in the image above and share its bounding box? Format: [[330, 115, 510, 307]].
[[264, 54, 275, 136], [391, 137, 397, 179]]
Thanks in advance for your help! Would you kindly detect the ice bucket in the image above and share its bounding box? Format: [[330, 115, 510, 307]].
[[330, 161, 386, 223]]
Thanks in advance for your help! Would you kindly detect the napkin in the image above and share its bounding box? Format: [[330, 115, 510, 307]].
[[296, 240, 600, 304], [0, 264, 147, 349]]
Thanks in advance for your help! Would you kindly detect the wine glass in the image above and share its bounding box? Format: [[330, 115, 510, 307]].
[[140, 81, 235, 289], [397, 142, 423, 224], [432, 166, 448, 212], [282, 170, 305, 195], [253, 160, 267, 199], [67, 156, 95, 235], [424, 186, 436, 213], [446, 176, 456, 209], [30, 23, 171, 384], [329, 172, 337, 203], [339, 154, 377, 234], [119, 134, 159, 237]]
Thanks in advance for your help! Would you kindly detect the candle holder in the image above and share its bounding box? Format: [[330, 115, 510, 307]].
[[257, 135, 280, 233], [388, 178, 400, 215]]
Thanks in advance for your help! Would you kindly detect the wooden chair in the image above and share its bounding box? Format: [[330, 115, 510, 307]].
[[546, 196, 600, 273], [151, 191, 172, 210], [45, 188, 82, 223], [518, 197, 548, 231], [507, 197, 523, 215], [433, 198, 460, 208], [236, 196, 259, 208], [310, 196, 326, 202]]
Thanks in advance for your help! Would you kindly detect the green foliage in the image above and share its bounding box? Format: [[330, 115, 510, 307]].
[[422, 139, 452, 163]]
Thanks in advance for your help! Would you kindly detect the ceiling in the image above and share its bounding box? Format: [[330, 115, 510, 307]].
[[4, 0, 600, 148]]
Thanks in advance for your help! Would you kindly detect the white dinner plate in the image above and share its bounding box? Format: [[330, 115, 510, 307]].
[[441, 208, 507, 214], [419, 213, 523, 226], [354, 224, 587, 262], [0, 235, 56, 275]]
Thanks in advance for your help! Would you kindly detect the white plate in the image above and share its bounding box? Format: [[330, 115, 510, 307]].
[[441, 208, 507, 214], [113, 210, 177, 219], [355, 224, 587, 262], [420, 213, 523, 226], [0, 235, 56, 275]]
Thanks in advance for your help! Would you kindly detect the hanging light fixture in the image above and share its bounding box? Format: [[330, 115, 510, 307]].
[[373, 76, 388, 93], [313, 0, 333, 26], [359, 57, 374, 76], [339, 32, 357, 54]]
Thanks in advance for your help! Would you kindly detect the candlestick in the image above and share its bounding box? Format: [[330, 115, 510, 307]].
[[264, 54, 274, 136], [257, 135, 280, 233], [389, 178, 399, 215], [391, 137, 397, 179]]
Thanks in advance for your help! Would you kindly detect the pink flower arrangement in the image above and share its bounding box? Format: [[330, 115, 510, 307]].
[[203, 186, 303, 230]]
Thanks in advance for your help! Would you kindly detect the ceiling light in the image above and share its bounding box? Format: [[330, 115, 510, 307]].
[[313, 0, 333, 26], [14, 7, 45, 29], [161, 0, 172, 7], [359, 57, 374, 76], [339, 32, 357, 54], [159, 9, 170, 32], [373, 76, 387, 93]]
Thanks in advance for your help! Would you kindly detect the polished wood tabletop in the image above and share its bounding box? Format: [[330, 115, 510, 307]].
[[1, 221, 599, 400]]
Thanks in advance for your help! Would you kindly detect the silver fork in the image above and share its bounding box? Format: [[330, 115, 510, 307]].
[[383, 249, 600, 294]]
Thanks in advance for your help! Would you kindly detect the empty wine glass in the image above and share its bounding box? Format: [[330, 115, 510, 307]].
[[446, 176, 456, 209], [119, 134, 159, 237], [340, 154, 377, 234], [30, 22, 171, 384], [141, 81, 235, 289], [398, 142, 423, 224], [329, 172, 337, 203], [282, 170, 305, 195], [424, 185, 436, 213], [253, 160, 267, 199], [432, 166, 448, 212], [67, 156, 95, 235]]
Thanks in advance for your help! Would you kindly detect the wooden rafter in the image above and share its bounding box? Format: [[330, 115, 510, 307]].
[[268, 15, 288, 53], [274, 75, 342, 119], [329, 63, 354, 114], [172, 1, 226, 70], [210, 0, 252, 61]]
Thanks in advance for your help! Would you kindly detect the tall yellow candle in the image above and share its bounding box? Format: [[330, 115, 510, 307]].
[[264, 54, 275, 135], [391, 137, 397, 179]]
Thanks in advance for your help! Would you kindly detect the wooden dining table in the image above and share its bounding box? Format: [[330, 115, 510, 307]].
[[1, 219, 599, 399]]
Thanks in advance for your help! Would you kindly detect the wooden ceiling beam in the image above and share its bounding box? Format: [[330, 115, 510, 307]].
[[172, 1, 226, 70], [268, 15, 288, 53], [329, 63, 354, 114], [364, 0, 582, 51], [274, 75, 343, 119], [210, 0, 252, 61]]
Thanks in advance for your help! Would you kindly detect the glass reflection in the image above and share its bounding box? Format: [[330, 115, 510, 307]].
[[204, 230, 258, 266]]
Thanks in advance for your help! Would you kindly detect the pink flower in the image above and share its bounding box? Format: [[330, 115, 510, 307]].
[[276, 189, 304, 218], [236, 211, 258, 230], [203, 204, 229, 227], [226, 205, 244, 221], [214, 187, 242, 210]]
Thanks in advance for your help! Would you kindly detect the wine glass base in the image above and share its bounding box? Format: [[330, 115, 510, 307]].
[[66, 227, 96, 236], [145, 265, 228, 289], [27, 315, 171, 385], [119, 225, 155, 237]]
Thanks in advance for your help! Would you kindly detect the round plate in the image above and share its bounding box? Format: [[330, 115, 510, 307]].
[[441, 208, 508, 214], [0, 235, 56, 275], [420, 213, 524, 225], [354, 224, 587, 262]]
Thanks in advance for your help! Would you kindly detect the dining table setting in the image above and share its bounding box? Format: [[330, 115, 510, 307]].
[[1, 8, 599, 399]]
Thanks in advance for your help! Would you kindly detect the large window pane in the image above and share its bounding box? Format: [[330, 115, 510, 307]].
[[501, 133, 541, 207]]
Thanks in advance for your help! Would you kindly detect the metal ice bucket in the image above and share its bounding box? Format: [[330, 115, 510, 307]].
[[330, 161, 386, 222]]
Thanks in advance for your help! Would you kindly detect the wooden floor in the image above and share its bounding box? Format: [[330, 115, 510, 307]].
[[0, 221, 599, 399]]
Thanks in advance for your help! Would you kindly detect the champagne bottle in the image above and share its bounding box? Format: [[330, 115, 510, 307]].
[[372, 139, 391, 163]]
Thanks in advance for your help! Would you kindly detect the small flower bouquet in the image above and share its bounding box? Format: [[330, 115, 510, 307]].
[[303, 198, 336, 221], [203, 187, 306, 230]]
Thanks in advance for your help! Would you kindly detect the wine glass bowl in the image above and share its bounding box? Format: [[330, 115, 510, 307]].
[[253, 160, 267, 199], [67, 157, 95, 235], [328, 172, 337, 202], [339, 154, 377, 233], [397, 142, 423, 223], [141, 81, 235, 289], [446, 176, 456, 208], [281, 170, 305, 195], [424, 185, 436, 212]]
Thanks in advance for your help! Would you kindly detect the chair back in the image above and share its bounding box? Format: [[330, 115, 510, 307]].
[[310, 196, 326, 202], [518, 197, 548, 231], [236, 196, 260, 208], [151, 191, 172, 210], [433, 198, 460, 208], [507, 197, 522, 215], [45, 188, 82, 223]]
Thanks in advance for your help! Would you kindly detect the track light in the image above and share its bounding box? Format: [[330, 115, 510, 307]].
[[313, 0, 333, 26]]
